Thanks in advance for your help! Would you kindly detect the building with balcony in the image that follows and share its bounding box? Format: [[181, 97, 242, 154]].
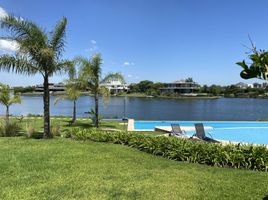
[[35, 83, 65, 92], [160, 79, 199, 95], [101, 78, 128, 94]]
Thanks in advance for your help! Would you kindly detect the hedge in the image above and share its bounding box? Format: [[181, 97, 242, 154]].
[[66, 128, 268, 171]]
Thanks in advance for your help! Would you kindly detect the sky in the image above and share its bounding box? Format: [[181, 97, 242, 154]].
[[0, 0, 268, 86]]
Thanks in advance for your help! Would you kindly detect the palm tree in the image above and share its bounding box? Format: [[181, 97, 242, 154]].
[[0, 84, 21, 123], [76, 54, 124, 127], [54, 67, 82, 124], [0, 15, 72, 138]]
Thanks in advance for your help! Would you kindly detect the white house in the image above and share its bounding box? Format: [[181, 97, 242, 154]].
[[101, 78, 128, 94]]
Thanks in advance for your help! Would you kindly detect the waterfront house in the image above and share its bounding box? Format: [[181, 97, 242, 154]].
[[160, 79, 199, 95], [235, 82, 248, 89], [253, 82, 262, 89], [35, 83, 65, 92], [100, 78, 129, 94]]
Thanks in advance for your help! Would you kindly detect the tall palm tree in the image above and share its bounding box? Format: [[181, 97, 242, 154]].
[[0, 15, 72, 138], [0, 83, 21, 123], [76, 54, 124, 127], [54, 67, 82, 124]]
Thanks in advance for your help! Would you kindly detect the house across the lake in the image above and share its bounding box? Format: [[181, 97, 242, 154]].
[[101, 78, 129, 94], [35, 83, 65, 92], [160, 79, 199, 95]]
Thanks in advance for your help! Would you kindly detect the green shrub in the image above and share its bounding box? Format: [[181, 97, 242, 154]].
[[0, 120, 22, 137], [67, 128, 268, 171]]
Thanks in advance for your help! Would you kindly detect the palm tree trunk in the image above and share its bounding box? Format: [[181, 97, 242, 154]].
[[72, 100, 76, 124], [43, 75, 51, 138], [94, 92, 99, 127], [6, 105, 9, 124]]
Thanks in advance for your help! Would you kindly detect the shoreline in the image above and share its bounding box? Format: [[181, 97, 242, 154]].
[[21, 92, 221, 99]]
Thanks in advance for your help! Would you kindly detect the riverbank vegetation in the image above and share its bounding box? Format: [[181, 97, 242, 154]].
[[15, 80, 268, 99]]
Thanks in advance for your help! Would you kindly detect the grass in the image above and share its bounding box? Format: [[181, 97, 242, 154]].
[[0, 137, 268, 199], [3, 116, 163, 136]]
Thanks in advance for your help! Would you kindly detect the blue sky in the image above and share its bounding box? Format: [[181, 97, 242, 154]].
[[0, 0, 268, 86]]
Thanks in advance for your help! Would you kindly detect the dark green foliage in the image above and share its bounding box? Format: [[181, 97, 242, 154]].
[[68, 129, 268, 171], [237, 52, 268, 80], [28, 131, 44, 139], [128, 81, 164, 96], [13, 86, 36, 94]]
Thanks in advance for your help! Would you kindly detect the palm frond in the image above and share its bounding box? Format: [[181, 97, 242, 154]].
[[101, 72, 125, 84], [52, 59, 74, 76], [0, 54, 39, 75], [1, 15, 47, 48], [49, 17, 67, 58], [91, 54, 102, 81]]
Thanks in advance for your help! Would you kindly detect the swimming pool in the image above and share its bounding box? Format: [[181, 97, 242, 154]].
[[134, 121, 268, 145]]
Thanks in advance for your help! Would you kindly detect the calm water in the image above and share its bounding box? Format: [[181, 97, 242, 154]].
[[0, 96, 268, 120]]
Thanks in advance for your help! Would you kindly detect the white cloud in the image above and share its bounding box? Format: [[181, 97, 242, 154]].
[[85, 39, 98, 52], [0, 7, 7, 19], [123, 61, 135, 66], [127, 74, 133, 78], [91, 40, 97, 45], [0, 39, 19, 52]]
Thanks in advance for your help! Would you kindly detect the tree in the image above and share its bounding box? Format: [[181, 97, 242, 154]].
[[237, 44, 268, 81], [0, 84, 21, 123], [136, 80, 154, 93], [185, 77, 193, 82], [76, 54, 120, 128], [54, 68, 82, 124], [0, 15, 72, 138]]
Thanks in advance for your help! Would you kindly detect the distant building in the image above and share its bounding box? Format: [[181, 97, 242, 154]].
[[235, 82, 248, 89], [253, 82, 262, 89], [35, 83, 65, 92], [101, 78, 128, 94], [263, 82, 268, 88], [247, 84, 253, 88], [160, 79, 199, 95]]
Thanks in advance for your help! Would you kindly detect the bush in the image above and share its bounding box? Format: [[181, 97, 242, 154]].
[[25, 123, 43, 139], [67, 128, 268, 171], [51, 124, 61, 137], [26, 123, 35, 138], [0, 120, 22, 137]]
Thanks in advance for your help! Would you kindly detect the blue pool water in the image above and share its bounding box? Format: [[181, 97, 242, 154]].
[[134, 121, 268, 145]]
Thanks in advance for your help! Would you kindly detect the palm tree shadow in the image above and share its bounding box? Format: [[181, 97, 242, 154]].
[[263, 195, 268, 200]]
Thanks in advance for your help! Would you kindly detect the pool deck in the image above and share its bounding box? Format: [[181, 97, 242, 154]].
[[127, 119, 135, 131], [154, 126, 213, 133]]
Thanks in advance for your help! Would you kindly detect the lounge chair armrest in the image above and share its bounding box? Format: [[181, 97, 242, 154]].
[[207, 132, 213, 139]]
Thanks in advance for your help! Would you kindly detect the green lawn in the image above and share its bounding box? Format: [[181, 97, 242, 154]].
[[4, 116, 163, 136], [0, 137, 268, 199]]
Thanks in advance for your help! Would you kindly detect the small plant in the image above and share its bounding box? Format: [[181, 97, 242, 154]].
[[51, 124, 61, 137], [0, 120, 22, 137], [25, 123, 36, 138], [85, 109, 103, 126]]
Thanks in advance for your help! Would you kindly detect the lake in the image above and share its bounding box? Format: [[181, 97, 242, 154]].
[[0, 96, 268, 121]]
